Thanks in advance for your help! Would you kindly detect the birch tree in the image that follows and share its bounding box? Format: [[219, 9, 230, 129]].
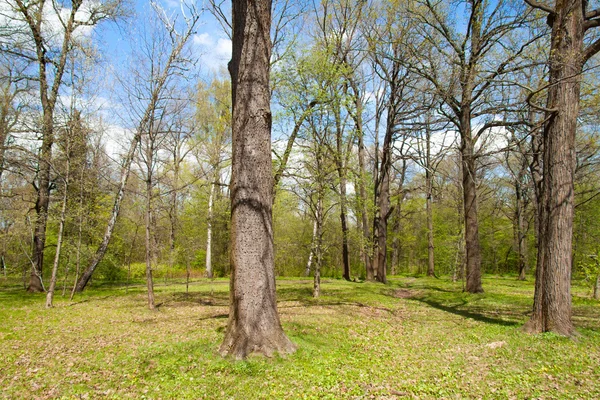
[[74, 2, 200, 292]]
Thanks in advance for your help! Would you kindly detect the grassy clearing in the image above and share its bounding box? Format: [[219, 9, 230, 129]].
[[0, 276, 599, 399]]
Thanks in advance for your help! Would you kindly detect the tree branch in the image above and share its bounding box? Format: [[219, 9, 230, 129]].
[[524, 0, 554, 14], [583, 37, 600, 61]]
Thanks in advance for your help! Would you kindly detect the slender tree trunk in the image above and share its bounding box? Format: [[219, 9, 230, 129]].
[[144, 137, 156, 310], [206, 176, 216, 279], [516, 163, 528, 280], [69, 163, 86, 300], [186, 259, 191, 294], [594, 274, 599, 300], [220, 0, 295, 359], [0, 100, 10, 186], [45, 141, 71, 308], [313, 195, 323, 298], [74, 130, 140, 292], [73, 20, 197, 292], [61, 253, 70, 296], [337, 171, 351, 281], [374, 132, 391, 284], [273, 100, 318, 197], [426, 127, 435, 277], [167, 172, 177, 284], [460, 114, 483, 293], [358, 128, 372, 279], [390, 204, 401, 276], [331, 97, 352, 282], [145, 193, 155, 309], [29, 111, 54, 293], [305, 218, 317, 277]]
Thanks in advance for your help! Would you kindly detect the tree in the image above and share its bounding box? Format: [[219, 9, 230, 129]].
[[1, 0, 124, 292], [292, 112, 337, 297], [45, 110, 85, 307], [219, 0, 295, 359], [73, 3, 199, 292], [523, 0, 600, 336], [195, 78, 231, 279], [405, 0, 538, 292]]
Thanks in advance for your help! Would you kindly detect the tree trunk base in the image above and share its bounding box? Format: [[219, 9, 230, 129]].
[[465, 285, 483, 294], [220, 321, 296, 360], [522, 316, 577, 337]]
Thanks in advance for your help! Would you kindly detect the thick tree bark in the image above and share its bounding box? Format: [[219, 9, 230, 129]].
[[524, 0, 592, 336], [457, 0, 484, 293], [220, 0, 295, 359]]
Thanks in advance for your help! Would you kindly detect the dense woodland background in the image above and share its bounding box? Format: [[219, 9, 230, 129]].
[[1, 0, 600, 301]]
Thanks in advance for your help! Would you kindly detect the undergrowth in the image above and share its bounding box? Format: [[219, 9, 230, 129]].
[[0, 275, 598, 399]]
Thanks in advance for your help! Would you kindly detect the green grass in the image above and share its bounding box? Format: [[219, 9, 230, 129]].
[[1, 276, 599, 399]]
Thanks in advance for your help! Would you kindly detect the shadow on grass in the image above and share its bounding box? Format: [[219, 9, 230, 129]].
[[411, 297, 521, 327]]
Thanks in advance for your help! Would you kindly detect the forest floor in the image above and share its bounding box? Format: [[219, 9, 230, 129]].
[[1, 275, 599, 399]]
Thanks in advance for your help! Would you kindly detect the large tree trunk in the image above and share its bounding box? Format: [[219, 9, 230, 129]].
[[525, 0, 586, 336], [220, 0, 295, 359]]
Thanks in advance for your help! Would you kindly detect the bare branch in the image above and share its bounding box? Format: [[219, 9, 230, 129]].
[[524, 0, 555, 15]]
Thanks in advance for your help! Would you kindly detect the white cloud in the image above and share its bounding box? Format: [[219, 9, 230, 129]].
[[193, 32, 232, 72], [193, 32, 212, 46]]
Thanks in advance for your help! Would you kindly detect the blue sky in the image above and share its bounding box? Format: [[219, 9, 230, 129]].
[[96, 0, 232, 76]]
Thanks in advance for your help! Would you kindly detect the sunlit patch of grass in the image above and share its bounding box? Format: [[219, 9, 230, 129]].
[[0, 275, 599, 399]]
